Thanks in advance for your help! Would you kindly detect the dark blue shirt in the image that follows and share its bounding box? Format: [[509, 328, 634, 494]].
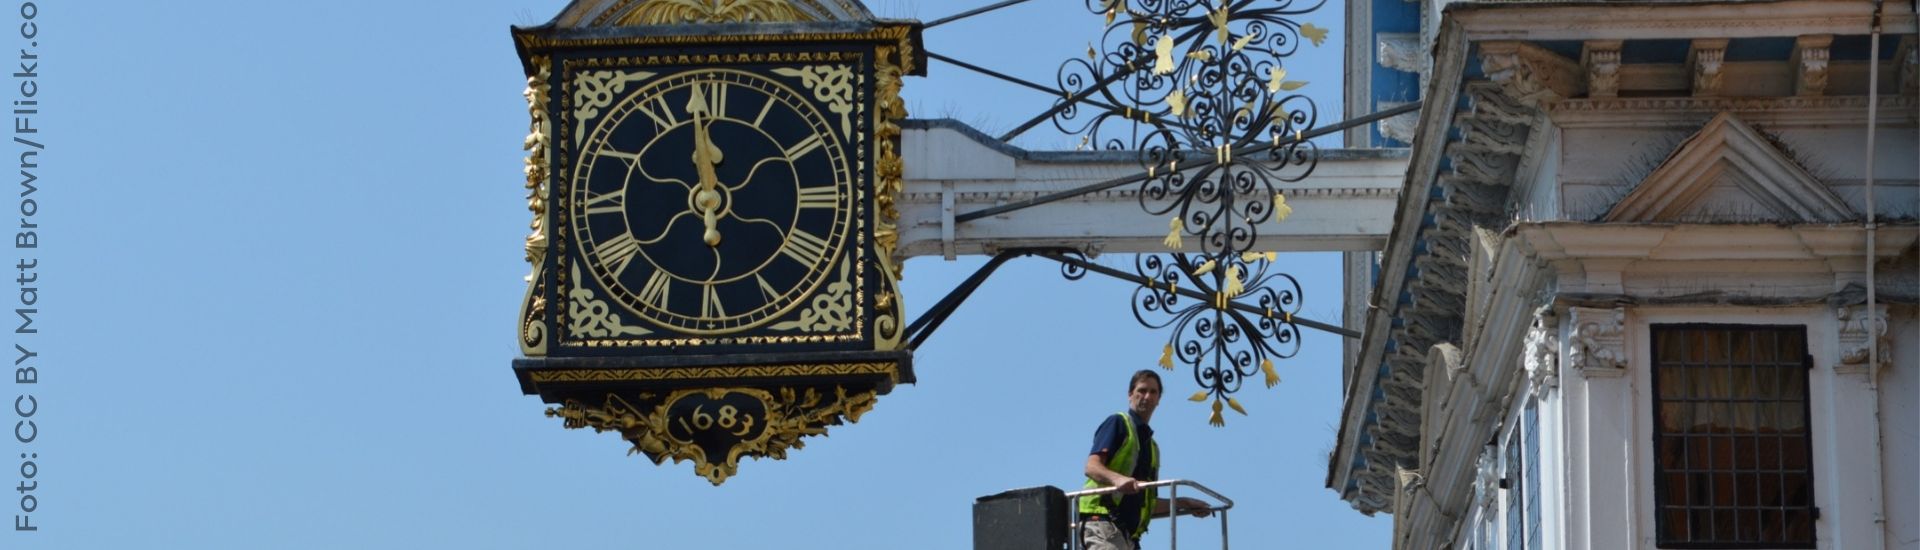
[[1089, 410, 1157, 538]]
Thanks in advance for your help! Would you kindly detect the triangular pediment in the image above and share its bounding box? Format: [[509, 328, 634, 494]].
[[1604, 112, 1854, 223], [552, 0, 874, 27]]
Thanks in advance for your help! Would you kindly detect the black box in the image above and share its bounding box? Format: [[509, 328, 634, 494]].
[[973, 486, 1069, 550]]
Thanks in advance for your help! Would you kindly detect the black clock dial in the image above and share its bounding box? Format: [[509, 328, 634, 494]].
[[573, 68, 854, 334]]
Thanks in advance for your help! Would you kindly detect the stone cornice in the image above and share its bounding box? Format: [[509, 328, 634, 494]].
[[1548, 96, 1920, 128], [1448, 0, 1917, 42], [1515, 223, 1919, 262]]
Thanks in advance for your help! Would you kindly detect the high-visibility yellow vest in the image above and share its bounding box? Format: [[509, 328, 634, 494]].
[[1079, 411, 1160, 539]]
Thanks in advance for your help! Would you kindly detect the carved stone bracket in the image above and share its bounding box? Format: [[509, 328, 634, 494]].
[[1567, 306, 1626, 378], [1480, 41, 1582, 108], [1379, 101, 1420, 144], [1690, 39, 1728, 97], [1473, 446, 1499, 517], [1525, 306, 1560, 396], [1583, 40, 1621, 99], [1836, 304, 1890, 375], [1378, 33, 1424, 74], [1793, 35, 1832, 97]]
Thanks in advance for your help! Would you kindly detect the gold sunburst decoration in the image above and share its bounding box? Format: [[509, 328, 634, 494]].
[[618, 0, 814, 25]]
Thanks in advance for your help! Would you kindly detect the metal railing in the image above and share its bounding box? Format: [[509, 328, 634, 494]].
[[1063, 479, 1233, 550]]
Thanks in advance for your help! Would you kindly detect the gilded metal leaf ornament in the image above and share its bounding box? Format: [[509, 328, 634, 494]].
[[1046, 0, 1326, 424]]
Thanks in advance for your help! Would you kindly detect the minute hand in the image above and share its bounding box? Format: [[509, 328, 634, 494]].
[[688, 86, 725, 246]]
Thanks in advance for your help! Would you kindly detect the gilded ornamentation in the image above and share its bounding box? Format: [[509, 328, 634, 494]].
[[616, 0, 814, 25], [1567, 306, 1626, 377], [515, 25, 911, 51], [773, 65, 855, 138], [571, 69, 656, 143], [770, 256, 853, 332], [871, 41, 911, 351], [1836, 304, 1890, 374], [566, 265, 653, 338], [528, 361, 899, 383], [547, 384, 879, 485], [521, 56, 554, 356]]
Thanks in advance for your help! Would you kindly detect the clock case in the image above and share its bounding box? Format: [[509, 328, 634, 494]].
[[510, 20, 923, 411]]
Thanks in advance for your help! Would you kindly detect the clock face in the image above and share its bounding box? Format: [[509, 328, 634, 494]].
[[572, 68, 855, 335]]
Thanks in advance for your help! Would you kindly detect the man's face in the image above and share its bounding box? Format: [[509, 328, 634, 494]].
[[1128, 377, 1162, 418]]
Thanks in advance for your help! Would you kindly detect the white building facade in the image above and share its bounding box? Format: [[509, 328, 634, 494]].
[[1329, 1, 1920, 549]]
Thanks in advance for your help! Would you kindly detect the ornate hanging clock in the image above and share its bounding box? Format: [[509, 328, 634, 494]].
[[509, 0, 922, 484]]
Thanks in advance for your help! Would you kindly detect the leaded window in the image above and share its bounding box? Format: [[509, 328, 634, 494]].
[[1652, 325, 1815, 548], [1505, 422, 1524, 550], [1524, 401, 1541, 550]]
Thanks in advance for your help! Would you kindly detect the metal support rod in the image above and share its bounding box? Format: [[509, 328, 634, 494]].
[[956, 102, 1422, 223], [1035, 250, 1361, 339], [997, 57, 1147, 142], [928, 51, 1225, 139], [924, 0, 1037, 29], [903, 249, 1038, 350]]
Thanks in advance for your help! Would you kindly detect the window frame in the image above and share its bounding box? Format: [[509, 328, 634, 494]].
[[1648, 323, 1818, 550]]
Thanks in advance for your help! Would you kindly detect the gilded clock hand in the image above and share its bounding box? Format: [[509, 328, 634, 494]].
[[687, 85, 726, 247]]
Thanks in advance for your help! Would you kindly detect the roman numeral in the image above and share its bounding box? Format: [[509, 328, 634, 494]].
[[752, 97, 776, 127], [704, 81, 727, 117], [755, 274, 780, 302], [796, 186, 838, 210], [595, 232, 642, 276], [701, 284, 727, 318], [596, 148, 640, 165], [636, 95, 678, 129], [583, 188, 625, 215], [783, 133, 824, 160], [639, 270, 673, 310], [781, 229, 831, 267]]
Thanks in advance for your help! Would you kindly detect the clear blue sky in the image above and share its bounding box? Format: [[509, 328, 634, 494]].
[[34, 0, 1391, 547]]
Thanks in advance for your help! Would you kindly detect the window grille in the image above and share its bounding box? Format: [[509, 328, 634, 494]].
[[1652, 325, 1815, 548], [1506, 422, 1524, 550], [1524, 402, 1541, 550]]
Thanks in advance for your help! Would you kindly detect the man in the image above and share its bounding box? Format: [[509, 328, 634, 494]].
[[1080, 369, 1211, 550]]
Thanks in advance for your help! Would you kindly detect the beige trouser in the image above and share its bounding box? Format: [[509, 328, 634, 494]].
[[1081, 520, 1137, 550]]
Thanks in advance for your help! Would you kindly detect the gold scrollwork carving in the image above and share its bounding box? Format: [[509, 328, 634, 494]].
[[770, 256, 853, 333], [571, 69, 656, 144], [871, 42, 911, 350], [528, 361, 899, 384], [566, 265, 653, 338], [520, 56, 554, 356], [546, 384, 879, 485], [616, 0, 814, 25], [772, 65, 854, 138]]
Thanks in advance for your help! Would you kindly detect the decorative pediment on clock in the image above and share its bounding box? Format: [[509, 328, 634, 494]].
[[549, 0, 877, 27], [1604, 112, 1855, 223]]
